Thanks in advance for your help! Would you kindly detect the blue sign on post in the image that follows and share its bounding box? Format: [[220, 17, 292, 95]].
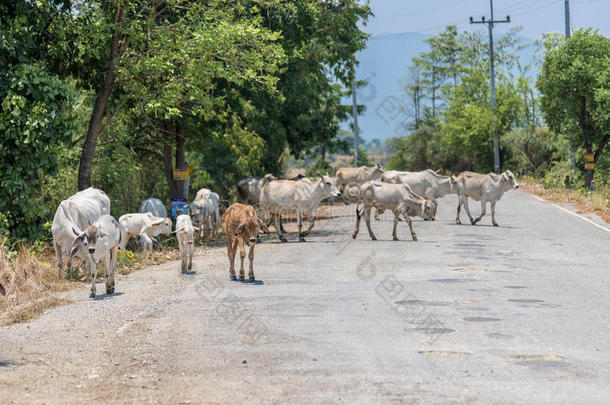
[[170, 198, 188, 221]]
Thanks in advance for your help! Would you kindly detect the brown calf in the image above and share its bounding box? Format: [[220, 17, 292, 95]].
[[223, 203, 269, 281]]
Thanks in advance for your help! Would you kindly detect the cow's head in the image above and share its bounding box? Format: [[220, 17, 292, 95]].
[[318, 174, 341, 197], [151, 217, 172, 235], [502, 170, 519, 190], [372, 163, 385, 178], [422, 200, 436, 220], [235, 216, 269, 245], [71, 225, 108, 257]]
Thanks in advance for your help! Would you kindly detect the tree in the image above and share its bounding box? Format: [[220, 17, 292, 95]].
[[0, 1, 79, 238], [537, 29, 610, 188]]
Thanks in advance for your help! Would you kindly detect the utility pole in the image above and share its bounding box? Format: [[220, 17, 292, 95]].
[[470, 0, 510, 174], [565, 0, 575, 173], [351, 80, 359, 167]]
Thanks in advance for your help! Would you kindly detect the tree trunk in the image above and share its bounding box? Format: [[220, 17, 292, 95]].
[[162, 121, 188, 199], [77, 5, 126, 190]]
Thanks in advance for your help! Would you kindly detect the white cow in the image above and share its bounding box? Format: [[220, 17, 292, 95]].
[[353, 181, 436, 241], [175, 214, 198, 274], [455, 170, 519, 226], [382, 169, 456, 203], [259, 175, 341, 242], [335, 164, 384, 193], [118, 213, 172, 258], [236, 174, 277, 205], [52, 188, 110, 278], [139, 198, 167, 218], [189, 188, 220, 240], [71, 214, 121, 297]]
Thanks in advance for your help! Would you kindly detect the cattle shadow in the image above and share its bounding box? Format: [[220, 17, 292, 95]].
[[183, 270, 197, 275], [231, 279, 265, 285], [0, 360, 16, 367], [449, 223, 518, 229], [92, 291, 124, 301]]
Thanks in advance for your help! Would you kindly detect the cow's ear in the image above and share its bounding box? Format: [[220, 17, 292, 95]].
[[97, 230, 109, 238], [151, 217, 165, 226], [234, 221, 247, 236], [172, 227, 184, 234], [257, 218, 270, 233]]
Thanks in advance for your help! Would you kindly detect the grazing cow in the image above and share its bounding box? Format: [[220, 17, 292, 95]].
[[223, 203, 269, 281], [52, 188, 110, 278], [71, 214, 121, 298], [174, 215, 198, 274], [352, 181, 435, 241], [335, 164, 384, 193], [118, 213, 172, 258], [455, 170, 519, 226], [259, 175, 341, 242], [189, 188, 220, 240], [139, 198, 168, 218]]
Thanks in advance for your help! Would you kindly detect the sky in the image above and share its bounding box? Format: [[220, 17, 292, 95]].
[[350, 0, 610, 143]]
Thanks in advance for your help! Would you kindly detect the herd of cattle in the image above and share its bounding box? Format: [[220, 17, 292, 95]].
[[49, 165, 519, 297]]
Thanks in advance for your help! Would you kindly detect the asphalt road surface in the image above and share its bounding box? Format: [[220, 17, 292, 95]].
[[1, 190, 609, 404]]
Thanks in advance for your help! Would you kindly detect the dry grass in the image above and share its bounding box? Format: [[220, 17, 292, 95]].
[[520, 179, 610, 224], [0, 239, 181, 325]]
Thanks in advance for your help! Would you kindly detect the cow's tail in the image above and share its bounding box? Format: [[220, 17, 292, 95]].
[[118, 222, 127, 250]]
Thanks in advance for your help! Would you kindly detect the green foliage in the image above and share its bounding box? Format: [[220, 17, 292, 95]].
[[306, 157, 332, 177], [537, 29, 610, 185], [0, 63, 77, 238], [501, 127, 568, 177]]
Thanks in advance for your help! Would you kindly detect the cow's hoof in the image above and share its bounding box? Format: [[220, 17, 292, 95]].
[[256, 238, 262, 244], [90, 292, 96, 298], [106, 288, 114, 295], [493, 223, 499, 227], [352, 234, 357, 239], [456, 220, 461, 225], [431, 218, 436, 221], [371, 236, 377, 241], [470, 221, 476, 225], [239, 276, 245, 281], [393, 236, 399, 241], [230, 274, 237, 281], [423, 218, 429, 221], [249, 276, 255, 282], [299, 237, 306, 242], [280, 237, 288, 243], [412, 236, 418, 241]]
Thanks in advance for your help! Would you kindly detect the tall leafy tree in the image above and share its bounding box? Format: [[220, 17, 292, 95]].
[[537, 29, 610, 187]]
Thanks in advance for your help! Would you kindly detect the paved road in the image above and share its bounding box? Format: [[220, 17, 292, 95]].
[[1, 191, 609, 404]]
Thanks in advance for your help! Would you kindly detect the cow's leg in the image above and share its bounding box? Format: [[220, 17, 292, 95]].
[[238, 238, 246, 280], [303, 215, 315, 237], [227, 235, 237, 280], [188, 243, 193, 271], [247, 243, 255, 281], [54, 241, 64, 279], [456, 197, 462, 224], [491, 201, 499, 226], [392, 210, 400, 241], [474, 200, 487, 224], [279, 213, 287, 234], [297, 209, 305, 242], [352, 204, 362, 239], [364, 205, 377, 241], [89, 258, 97, 298], [462, 196, 476, 225], [405, 215, 418, 241], [273, 211, 287, 243], [102, 252, 112, 295], [107, 247, 117, 294]]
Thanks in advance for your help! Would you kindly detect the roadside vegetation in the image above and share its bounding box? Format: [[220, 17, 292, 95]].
[[0, 2, 608, 320]]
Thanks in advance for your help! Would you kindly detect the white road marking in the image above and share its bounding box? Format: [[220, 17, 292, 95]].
[[530, 194, 610, 233]]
